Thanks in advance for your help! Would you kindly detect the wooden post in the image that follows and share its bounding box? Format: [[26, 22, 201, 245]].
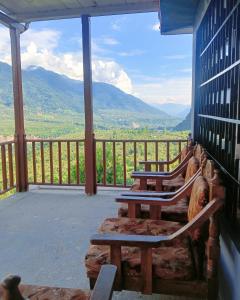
[[82, 15, 97, 195], [10, 28, 28, 192]]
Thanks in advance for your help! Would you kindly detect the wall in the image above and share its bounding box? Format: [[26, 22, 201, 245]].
[[192, 1, 240, 299], [219, 223, 240, 300], [191, 0, 210, 137]]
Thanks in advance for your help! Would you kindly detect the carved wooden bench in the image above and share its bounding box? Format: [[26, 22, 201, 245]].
[[139, 140, 193, 172], [85, 167, 225, 300], [131, 144, 203, 192], [0, 265, 116, 300], [117, 157, 213, 222]]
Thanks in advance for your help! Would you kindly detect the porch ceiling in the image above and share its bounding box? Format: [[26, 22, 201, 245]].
[[0, 0, 199, 35], [160, 0, 200, 35], [0, 0, 159, 22]]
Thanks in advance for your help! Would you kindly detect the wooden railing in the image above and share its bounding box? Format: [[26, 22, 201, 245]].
[[0, 140, 16, 195], [95, 139, 187, 187], [26, 139, 85, 186], [0, 138, 188, 192]]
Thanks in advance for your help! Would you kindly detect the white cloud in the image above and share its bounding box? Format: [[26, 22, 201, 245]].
[[0, 27, 12, 62], [118, 49, 145, 57], [101, 37, 119, 46], [112, 22, 121, 31], [164, 54, 190, 60], [111, 17, 127, 31], [152, 22, 160, 31], [0, 27, 132, 94], [180, 68, 192, 73], [92, 60, 132, 93], [133, 76, 192, 105], [111, 20, 122, 31], [22, 28, 61, 51], [0, 26, 191, 103]]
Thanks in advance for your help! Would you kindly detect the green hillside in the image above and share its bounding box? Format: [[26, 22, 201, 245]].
[[174, 111, 191, 131], [0, 62, 181, 137]]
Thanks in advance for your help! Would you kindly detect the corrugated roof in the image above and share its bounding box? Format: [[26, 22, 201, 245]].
[[0, 0, 159, 22]]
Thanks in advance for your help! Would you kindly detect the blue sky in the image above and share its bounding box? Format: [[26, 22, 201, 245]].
[[0, 12, 193, 105]]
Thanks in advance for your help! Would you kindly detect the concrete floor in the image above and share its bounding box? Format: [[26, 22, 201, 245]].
[[0, 187, 203, 299]]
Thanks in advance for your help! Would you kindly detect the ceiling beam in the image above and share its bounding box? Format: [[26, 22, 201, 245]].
[[0, 11, 26, 32], [8, 1, 159, 22]]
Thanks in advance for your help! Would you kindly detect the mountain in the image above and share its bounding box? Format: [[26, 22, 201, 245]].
[[0, 62, 180, 136], [174, 111, 191, 131], [151, 102, 191, 118], [177, 107, 191, 118]]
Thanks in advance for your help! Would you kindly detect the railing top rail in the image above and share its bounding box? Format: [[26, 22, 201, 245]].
[[26, 138, 188, 143], [26, 138, 85, 143], [95, 139, 188, 143], [0, 140, 15, 146]]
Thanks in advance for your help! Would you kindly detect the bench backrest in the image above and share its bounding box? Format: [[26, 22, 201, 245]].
[[187, 162, 225, 279]]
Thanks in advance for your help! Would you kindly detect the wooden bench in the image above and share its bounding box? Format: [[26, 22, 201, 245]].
[[117, 157, 213, 222], [138, 138, 193, 172], [131, 144, 203, 192], [85, 166, 225, 299], [0, 265, 116, 300]]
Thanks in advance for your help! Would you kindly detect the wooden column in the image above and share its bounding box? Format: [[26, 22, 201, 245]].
[[82, 15, 97, 195], [10, 28, 28, 192]]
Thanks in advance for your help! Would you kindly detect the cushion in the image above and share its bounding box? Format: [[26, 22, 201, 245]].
[[188, 176, 209, 241], [131, 175, 185, 192], [85, 218, 194, 280], [162, 174, 185, 189], [131, 178, 156, 191], [185, 157, 199, 183], [202, 159, 214, 180], [86, 244, 194, 281], [0, 285, 90, 300], [118, 197, 188, 223], [194, 144, 203, 161], [98, 218, 186, 248], [188, 176, 209, 222], [181, 146, 188, 162]]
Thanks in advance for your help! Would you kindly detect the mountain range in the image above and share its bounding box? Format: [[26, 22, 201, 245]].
[[151, 102, 191, 118], [0, 62, 182, 136], [174, 110, 191, 131]]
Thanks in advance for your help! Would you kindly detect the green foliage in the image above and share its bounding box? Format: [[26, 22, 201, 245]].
[[23, 130, 189, 187], [0, 189, 15, 200]]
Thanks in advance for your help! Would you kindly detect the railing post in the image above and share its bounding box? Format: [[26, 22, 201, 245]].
[[82, 15, 97, 195], [10, 28, 28, 192]]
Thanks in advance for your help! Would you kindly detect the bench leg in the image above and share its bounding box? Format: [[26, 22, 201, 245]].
[[89, 278, 96, 290]]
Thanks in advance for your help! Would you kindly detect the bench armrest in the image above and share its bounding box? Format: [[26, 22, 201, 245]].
[[116, 195, 178, 206], [91, 233, 168, 247], [90, 265, 117, 300], [121, 191, 176, 198], [139, 160, 169, 164], [131, 172, 173, 180], [139, 155, 179, 166], [132, 171, 168, 175], [131, 159, 189, 180]]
